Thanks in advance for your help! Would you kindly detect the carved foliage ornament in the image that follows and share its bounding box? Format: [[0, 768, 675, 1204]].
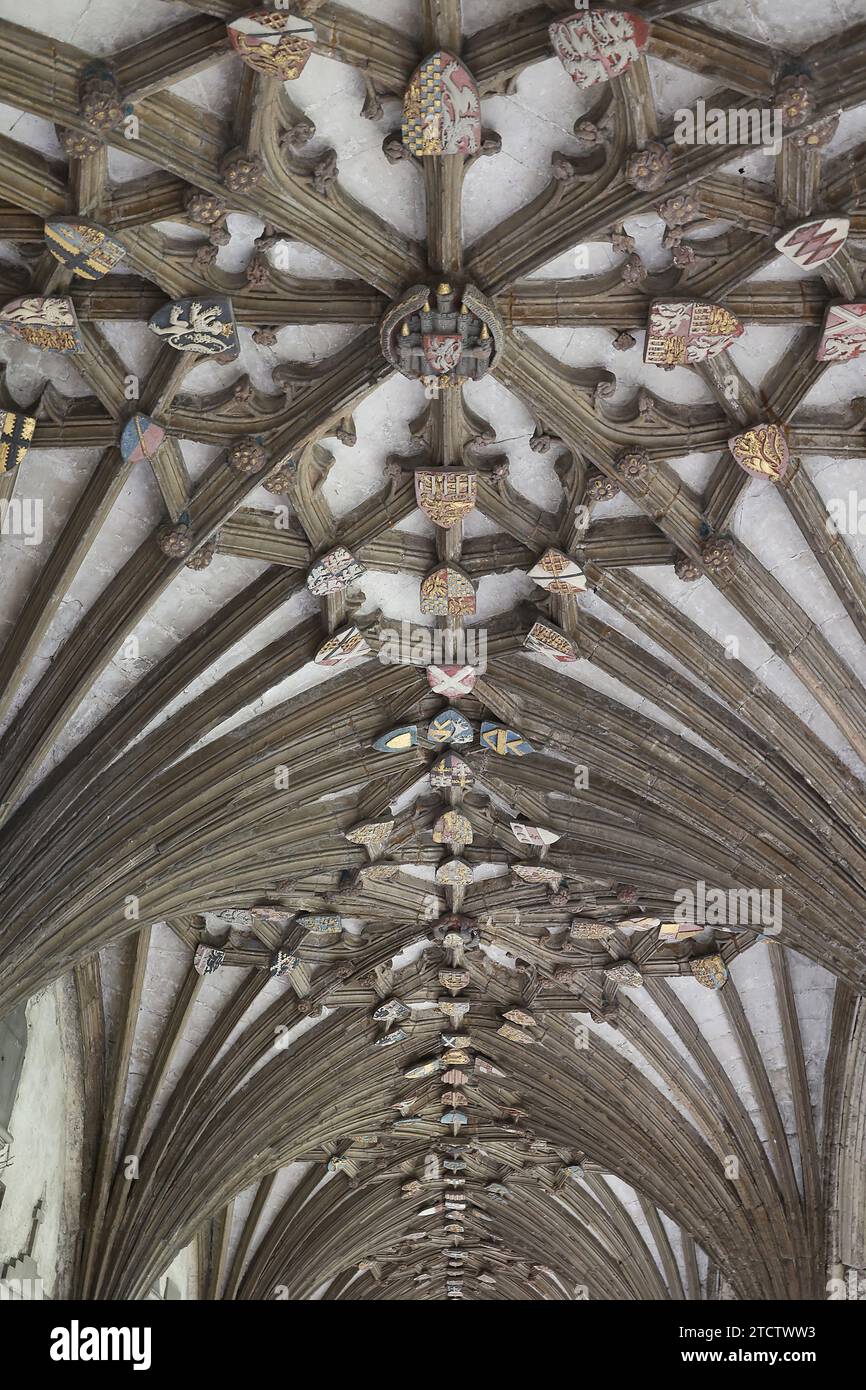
[[624, 141, 671, 191], [227, 10, 317, 80], [381, 283, 502, 389], [549, 8, 650, 88], [644, 300, 744, 367], [402, 51, 481, 156]]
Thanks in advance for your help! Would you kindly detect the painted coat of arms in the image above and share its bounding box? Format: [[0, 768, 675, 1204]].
[[306, 545, 365, 596], [644, 300, 744, 366], [415, 469, 477, 526], [816, 302, 866, 362], [527, 548, 587, 593], [480, 722, 533, 756], [0, 411, 36, 473], [373, 724, 417, 752], [148, 296, 239, 357], [193, 945, 224, 976], [525, 620, 577, 663], [296, 913, 343, 936], [774, 217, 849, 269], [345, 818, 394, 857], [269, 949, 300, 977], [430, 753, 474, 790], [402, 50, 482, 156], [549, 8, 650, 88], [227, 10, 317, 80], [427, 708, 473, 745], [0, 296, 84, 353], [120, 414, 166, 465], [436, 858, 473, 888], [373, 998, 410, 1024], [433, 811, 473, 846], [420, 563, 476, 617], [512, 864, 563, 888], [729, 422, 790, 481], [383, 282, 498, 389], [510, 822, 560, 846], [314, 625, 370, 666], [427, 665, 476, 698], [44, 218, 126, 279], [691, 953, 729, 990]]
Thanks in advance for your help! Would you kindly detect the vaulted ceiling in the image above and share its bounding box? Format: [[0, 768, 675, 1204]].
[[0, 0, 865, 1301]]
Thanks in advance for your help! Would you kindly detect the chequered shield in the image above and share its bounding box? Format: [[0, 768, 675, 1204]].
[[402, 50, 481, 156]]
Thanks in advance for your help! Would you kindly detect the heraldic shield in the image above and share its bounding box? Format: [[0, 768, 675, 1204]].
[[0, 296, 84, 354], [729, 423, 790, 481], [148, 296, 239, 357], [415, 470, 477, 527], [402, 50, 482, 156], [816, 302, 866, 363], [0, 411, 37, 473], [549, 8, 650, 89], [774, 217, 849, 269], [644, 300, 744, 366], [44, 218, 126, 280], [227, 10, 317, 80]]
